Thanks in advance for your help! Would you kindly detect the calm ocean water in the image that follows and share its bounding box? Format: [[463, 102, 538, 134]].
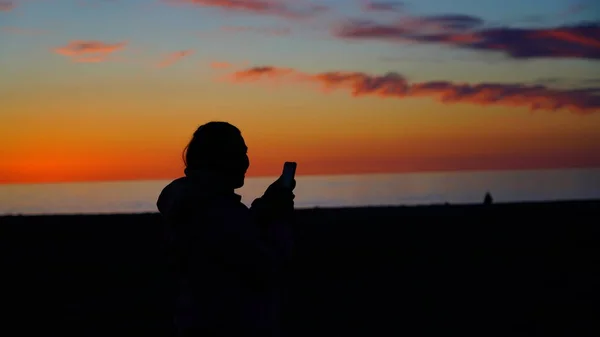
[[0, 168, 598, 215]]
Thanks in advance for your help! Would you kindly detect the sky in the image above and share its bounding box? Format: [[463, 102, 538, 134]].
[[1, 0, 600, 184]]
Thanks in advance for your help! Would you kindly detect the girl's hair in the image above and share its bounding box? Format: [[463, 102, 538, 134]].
[[182, 121, 243, 171]]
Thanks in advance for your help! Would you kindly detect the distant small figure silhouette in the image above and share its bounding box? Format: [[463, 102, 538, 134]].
[[157, 121, 295, 337], [484, 192, 493, 205]]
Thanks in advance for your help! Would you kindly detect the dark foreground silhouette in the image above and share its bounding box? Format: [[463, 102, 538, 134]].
[[1, 200, 598, 337], [160, 121, 296, 336]]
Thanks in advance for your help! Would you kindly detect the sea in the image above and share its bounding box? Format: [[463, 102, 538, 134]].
[[0, 168, 599, 216]]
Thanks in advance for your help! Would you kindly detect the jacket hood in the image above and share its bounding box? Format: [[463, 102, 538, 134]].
[[157, 174, 242, 223], [157, 177, 191, 223]]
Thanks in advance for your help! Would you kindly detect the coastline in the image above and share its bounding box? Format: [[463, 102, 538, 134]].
[[2, 198, 599, 218]]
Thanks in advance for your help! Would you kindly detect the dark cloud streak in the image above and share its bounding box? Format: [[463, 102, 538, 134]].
[[361, 1, 404, 12], [164, 0, 327, 19], [228, 65, 600, 114], [336, 16, 600, 60]]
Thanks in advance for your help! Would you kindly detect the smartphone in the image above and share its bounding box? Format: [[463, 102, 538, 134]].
[[281, 162, 297, 189]]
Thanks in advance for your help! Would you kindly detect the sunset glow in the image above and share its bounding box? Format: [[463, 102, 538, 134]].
[[1, 0, 599, 184]]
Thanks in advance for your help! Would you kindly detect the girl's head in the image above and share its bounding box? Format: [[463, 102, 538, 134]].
[[183, 121, 249, 189]]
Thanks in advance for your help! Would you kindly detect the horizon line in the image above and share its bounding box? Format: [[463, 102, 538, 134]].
[[2, 165, 599, 186]]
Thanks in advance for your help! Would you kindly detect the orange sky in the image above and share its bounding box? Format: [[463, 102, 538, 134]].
[[3, 83, 600, 184], [2, 0, 599, 184]]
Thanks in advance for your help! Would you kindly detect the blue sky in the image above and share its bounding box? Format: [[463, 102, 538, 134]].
[[1, 0, 599, 107], [2, 0, 598, 70], [2, 0, 600, 184]]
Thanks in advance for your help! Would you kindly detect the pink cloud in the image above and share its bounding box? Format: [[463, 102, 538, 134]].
[[360, 1, 404, 12], [164, 0, 327, 19], [0, 1, 14, 12], [228, 65, 600, 114], [52, 40, 128, 63], [335, 17, 600, 60], [157, 50, 195, 68], [54, 40, 127, 56]]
